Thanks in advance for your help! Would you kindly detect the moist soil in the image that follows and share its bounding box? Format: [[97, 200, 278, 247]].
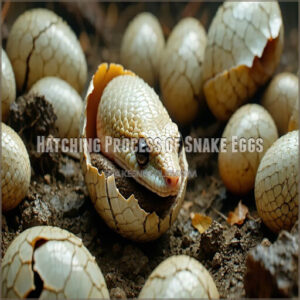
[[1, 2, 298, 299]]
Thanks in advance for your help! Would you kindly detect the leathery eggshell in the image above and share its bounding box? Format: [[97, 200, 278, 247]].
[[1, 123, 31, 212], [218, 104, 278, 195], [28, 77, 83, 138], [120, 12, 165, 86], [138, 255, 219, 299], [2, 48, 16, 122], [255, 130, 298, 233], [202, 2, 284, 120], [80, 63, 188, 242], [261, 72, 298, 135], [1, 226, 109, 299], [6, 8, 87, 93], [159, 18, 207, 125]]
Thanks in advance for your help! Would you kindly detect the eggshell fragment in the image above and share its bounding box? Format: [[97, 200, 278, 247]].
[[160, 18, 207, 125], [28, 77, 83, 138], [218, 104, 278, 195], [262, 72, 298, 135], [1, 123, 31, 211], [121, 12, 165, 86], [6, 8, 87, 93], [255, 130, 298, 232], [1, 49, 16, 122], [203, 2, 284, 120], [139, 255, 219, 299], [1, 226, 109, 299]]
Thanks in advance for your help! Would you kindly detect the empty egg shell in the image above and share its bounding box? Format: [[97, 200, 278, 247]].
[[255, 130, 298, 233], [2, 49, 16, 122], [80, 63, 188, 242], [6, 8, 87, 93], [1, 123, 31, 212], [262, 72, 298, 135], [160, 18, 207, 125], [120, 12, 165, 86], [139, 255, 219, 299], [203, 2, 283, 120], [28, 77, 83, 138], [1, 226, 109, 299], [218, 104, 278, 195]]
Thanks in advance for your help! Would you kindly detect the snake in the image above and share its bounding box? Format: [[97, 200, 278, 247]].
[[93, 64, 183, 197]]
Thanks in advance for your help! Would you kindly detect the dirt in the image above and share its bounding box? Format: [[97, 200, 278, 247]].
[[1, 2, 298, 299]]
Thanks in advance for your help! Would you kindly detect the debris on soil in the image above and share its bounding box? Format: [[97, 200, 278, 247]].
[[8, 94, 60, 175], [190, 212, 212, 233], [244, 223, 298, 298], [227, 201, 249, 226]]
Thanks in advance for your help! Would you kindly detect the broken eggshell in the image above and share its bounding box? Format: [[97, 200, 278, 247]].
[[80, 63, 188, 242], [202, 2, 284, 120], [6, 8, 87, 93], [1, 226, 109, 299]]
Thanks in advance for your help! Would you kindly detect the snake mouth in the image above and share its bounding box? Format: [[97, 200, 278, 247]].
[[133, 174, 181, 198], [114, 157, 182, 198]]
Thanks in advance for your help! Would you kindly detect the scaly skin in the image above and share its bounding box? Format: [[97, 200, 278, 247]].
[[1, 226, 109, 299], [97, 75, 182, 197]]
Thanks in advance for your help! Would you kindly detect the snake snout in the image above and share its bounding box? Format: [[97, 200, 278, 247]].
[[165, 175, 179, 188]]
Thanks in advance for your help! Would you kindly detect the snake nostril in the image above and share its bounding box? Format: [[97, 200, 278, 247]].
[[165, 176, 179, 188]]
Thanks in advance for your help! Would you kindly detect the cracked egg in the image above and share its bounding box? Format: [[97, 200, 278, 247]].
[[160, 18, 207, 125], [218, 104, 278, 195], [1, 226, 109, 299], [139, 255, 219, 299], [255, 130, 298, 233], [202, 2, 284, 120], [80, 63, 188, 242], [6, 8, 87, 93]]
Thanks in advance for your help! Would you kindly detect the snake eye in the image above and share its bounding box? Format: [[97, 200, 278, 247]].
[[136, 138, 150, 167]]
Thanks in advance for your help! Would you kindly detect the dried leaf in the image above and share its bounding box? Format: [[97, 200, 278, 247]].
[[227, 201, 249, 226], [190, 212, 212, 234]]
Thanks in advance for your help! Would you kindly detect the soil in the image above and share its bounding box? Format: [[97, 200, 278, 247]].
[[1, 2, 298, 299]]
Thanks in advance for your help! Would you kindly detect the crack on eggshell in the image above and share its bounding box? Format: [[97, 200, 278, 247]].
[[22, 20, 59, 93]]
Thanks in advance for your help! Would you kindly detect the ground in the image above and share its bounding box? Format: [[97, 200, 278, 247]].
[[1, 2, 298, 298]]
